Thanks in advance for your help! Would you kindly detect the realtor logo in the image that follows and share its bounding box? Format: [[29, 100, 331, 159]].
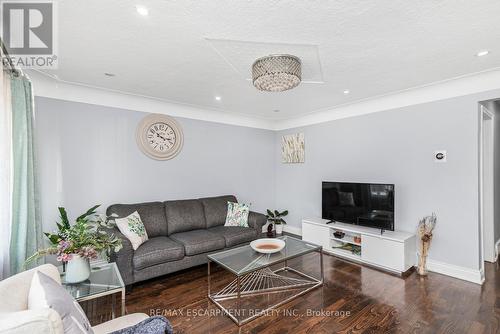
[[1, 1, 57, 68]]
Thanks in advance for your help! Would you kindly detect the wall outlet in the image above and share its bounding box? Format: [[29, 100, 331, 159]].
[[434, 150, 447, 163]]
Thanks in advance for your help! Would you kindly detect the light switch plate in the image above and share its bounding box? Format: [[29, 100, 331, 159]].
[[434, 150, 447, 162]]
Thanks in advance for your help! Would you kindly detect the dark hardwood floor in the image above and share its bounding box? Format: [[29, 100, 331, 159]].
[[118, 253, 500, 334]]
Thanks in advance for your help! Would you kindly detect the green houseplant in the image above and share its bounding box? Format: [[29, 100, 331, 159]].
[[266, 209, 289, 235], [27, 205, 122, 283]]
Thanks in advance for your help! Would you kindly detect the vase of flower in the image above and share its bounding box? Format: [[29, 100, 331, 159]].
[[65, 254, 91, 283], [26, 205, 123, 276]]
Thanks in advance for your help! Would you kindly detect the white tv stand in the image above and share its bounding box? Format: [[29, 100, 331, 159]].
[[302, 217, 416, 274]]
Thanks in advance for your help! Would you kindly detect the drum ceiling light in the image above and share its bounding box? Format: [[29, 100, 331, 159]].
[[252, 54, 301, 92]]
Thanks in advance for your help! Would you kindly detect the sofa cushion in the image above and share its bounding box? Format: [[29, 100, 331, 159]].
[[199, 195, 237, 228], [170, 230, 225, 256], [107, 202, 167, 237], [133, 237, 184, 270], [209, 226, 257, 247], [164, 199, 206, 235], [0, 264, 61, 313], [28, 272, 93, 334]]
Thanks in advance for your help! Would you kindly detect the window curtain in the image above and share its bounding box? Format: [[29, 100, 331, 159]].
[[8, 74, 43, 274], [0, 61, 12, 279]]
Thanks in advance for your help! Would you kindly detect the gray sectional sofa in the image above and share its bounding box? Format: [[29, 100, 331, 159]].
[[106, 195, 266, 285]]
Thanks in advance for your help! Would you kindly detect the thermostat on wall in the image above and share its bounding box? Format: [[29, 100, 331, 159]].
[[434, 150, 447, 162]]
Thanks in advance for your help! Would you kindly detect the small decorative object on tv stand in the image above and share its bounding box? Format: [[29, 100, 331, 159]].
[[416, 213, 437, 276], [333, 230, 345, 239]]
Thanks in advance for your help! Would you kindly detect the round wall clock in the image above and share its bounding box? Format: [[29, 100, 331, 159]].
[[136, 114, 184, 160]]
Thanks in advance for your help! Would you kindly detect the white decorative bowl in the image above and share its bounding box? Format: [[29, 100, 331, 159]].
[[250, 238, 286, 254]]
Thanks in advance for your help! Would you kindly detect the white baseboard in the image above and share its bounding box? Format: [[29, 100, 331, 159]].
[[283, 225, 302, 236], [426, 259, 484, 285]]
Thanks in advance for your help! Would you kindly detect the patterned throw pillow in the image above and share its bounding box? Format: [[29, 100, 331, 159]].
[[114, 211, 148, 250], [29, 271, 94, 334], [224, 202, 250, 227]]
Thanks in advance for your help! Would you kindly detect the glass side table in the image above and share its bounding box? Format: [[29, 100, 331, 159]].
[[59, 262, 125, 318]]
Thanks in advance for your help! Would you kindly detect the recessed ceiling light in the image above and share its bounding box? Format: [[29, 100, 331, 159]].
[[343, 89, 350, 94], [104, 73, 115, 77], [215, 96, 221, 101], [136, 5, 149, 16], [476, 50, 489, 57]]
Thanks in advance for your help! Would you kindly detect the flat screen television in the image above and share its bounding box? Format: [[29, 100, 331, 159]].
[[322, 182, 395, 231]]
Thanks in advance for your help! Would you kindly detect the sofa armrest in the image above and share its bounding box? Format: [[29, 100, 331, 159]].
[[248, 211, 267, 237], [92, 313, 149, 334], [106, 227, 135, 285], [0, 309, 63, 334]]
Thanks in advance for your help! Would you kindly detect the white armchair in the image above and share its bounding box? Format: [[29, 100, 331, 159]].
[[0, 264, 148, 334]]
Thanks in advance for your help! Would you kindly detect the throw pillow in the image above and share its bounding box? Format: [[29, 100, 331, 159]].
[[28, 271, 94, 334], [224, 202, 250, 227], [114, 211, 149, 250]]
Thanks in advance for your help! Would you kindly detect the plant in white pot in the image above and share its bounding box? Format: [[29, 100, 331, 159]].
[[27, 205, 122, 283], [266, 209, 288, 235]]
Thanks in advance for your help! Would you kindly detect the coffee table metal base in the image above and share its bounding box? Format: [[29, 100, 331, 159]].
[[208, 252, 323, 326]]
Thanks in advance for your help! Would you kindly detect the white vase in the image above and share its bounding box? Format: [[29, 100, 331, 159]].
[[65, 254, 90, 283], [275, 224, 283, 235]]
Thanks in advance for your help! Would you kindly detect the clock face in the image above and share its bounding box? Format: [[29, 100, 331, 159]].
[[146, 122, 177, 153], [136, 114, 184, 160]]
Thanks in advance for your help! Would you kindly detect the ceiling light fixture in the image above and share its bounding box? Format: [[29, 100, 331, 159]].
[[273, 109, 280, 113], [476, 50, 489, 57], [215, 96, 221, 101], [104, 73, 115, 77], [252, 54, 301, 92], [136, 5, 149, 16], [343, 89, 350, 95]]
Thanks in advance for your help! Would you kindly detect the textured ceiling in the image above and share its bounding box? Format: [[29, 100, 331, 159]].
[[205, 39, 324, 83], [41, 0, 500, 120]]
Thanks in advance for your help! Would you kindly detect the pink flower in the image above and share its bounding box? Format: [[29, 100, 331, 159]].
[[57, 253, 73, 262], [57, 240, 72, 252], [78, 246, 98, 260]]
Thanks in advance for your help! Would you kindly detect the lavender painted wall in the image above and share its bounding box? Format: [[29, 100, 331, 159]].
[[35, 97, 276, 232], [275, 89, 500, 271]]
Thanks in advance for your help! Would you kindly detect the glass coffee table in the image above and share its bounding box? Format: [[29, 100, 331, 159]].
[[59, 262, 126, 318], [208, 236, 323, 325]]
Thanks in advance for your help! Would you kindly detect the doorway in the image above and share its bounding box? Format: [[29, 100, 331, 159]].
[[479, 105, 495, 266]]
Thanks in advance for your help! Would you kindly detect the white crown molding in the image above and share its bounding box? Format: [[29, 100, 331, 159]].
[[27, 70, 276, 130], [426, 259, 484, 285], [28, 68, 500, 131], [275, 68, 500, 130]]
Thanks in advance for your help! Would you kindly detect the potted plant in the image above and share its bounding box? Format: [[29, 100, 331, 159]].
[[27, 205, 122, 283], [266, 209, 288, 235]]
